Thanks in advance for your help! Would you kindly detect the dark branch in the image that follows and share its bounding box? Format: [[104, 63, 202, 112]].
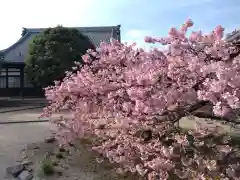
[[192, 111, 240, 125], [153, 101, 240, 126], [187, 101, 209, 112]]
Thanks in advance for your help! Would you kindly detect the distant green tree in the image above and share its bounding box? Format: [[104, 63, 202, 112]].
[[24, 26, 95, 88]]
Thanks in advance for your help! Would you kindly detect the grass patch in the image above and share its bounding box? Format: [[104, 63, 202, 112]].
[[40, 159, 55, 176]]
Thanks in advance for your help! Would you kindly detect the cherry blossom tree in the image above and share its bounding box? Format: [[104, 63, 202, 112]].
[[42, 19, 240, 180]]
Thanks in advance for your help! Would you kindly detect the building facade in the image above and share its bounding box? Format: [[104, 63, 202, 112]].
[[0, 25, 121, 97]]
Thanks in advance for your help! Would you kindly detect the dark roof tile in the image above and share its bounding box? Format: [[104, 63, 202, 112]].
[[1, 25, 121, 56]]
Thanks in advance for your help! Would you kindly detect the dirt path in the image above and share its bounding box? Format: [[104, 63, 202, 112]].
[[23, 140, 138, 180], [0, 122, 54, 179], [0, 109, 136, 180], [0, 108, 72, 123]]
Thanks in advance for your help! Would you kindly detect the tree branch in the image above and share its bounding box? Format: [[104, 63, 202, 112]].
[[187, 101, 209, 112], [154, 101, 240, 125], [192, 111, 240, 125], [152, 101, 210, 124]]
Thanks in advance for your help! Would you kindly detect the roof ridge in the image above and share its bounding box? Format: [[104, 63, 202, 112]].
[[25, 25, 121, 33], [1, 25, 121, 55], [226, 30, 240, 42], [25, 25, 120, 29]]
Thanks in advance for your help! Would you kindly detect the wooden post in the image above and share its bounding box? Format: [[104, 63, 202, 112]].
[[5, 67, 8, 89], [20, 67, 24, 98]]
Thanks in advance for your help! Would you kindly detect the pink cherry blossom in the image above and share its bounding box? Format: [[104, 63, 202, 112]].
[[42, 19, 240, 180]]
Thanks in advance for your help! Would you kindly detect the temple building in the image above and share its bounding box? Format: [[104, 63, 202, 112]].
[[0, 25, 121, 97]]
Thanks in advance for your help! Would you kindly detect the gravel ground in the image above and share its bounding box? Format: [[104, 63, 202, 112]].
[[21, 140, 140, 180], [0, 122, 54, 179]]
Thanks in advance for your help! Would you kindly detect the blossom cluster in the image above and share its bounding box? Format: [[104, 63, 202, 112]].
[[43, 19, 240, 179]]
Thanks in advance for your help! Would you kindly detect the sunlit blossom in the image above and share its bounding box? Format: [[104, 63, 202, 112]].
[[42, 19, 240, 180]]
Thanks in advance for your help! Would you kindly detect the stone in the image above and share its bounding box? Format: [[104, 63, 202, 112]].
[[27, 168, 33, 172], [6, 164, 24, 177], [44, 137, 55, 143], [21, 160, 32, 166], [21, 154, 28, 160], [33, 146, 40, 150], [18, 170, 33, 180]]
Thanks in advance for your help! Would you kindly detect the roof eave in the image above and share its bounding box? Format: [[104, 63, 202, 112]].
[[0, 32, 32, 55], [1, 25, 121, 55], [25, 25, 121, 33]]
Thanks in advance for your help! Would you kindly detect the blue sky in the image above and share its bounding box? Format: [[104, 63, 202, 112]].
[[0, 0, 239, 50]]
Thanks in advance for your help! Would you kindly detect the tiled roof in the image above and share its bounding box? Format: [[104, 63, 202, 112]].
[[226, 30, 240, 42], [1, 33, 34, 54], [25, 26, 121, 47], [0, 25, 121, 55], [26, 26, 121, 33]]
